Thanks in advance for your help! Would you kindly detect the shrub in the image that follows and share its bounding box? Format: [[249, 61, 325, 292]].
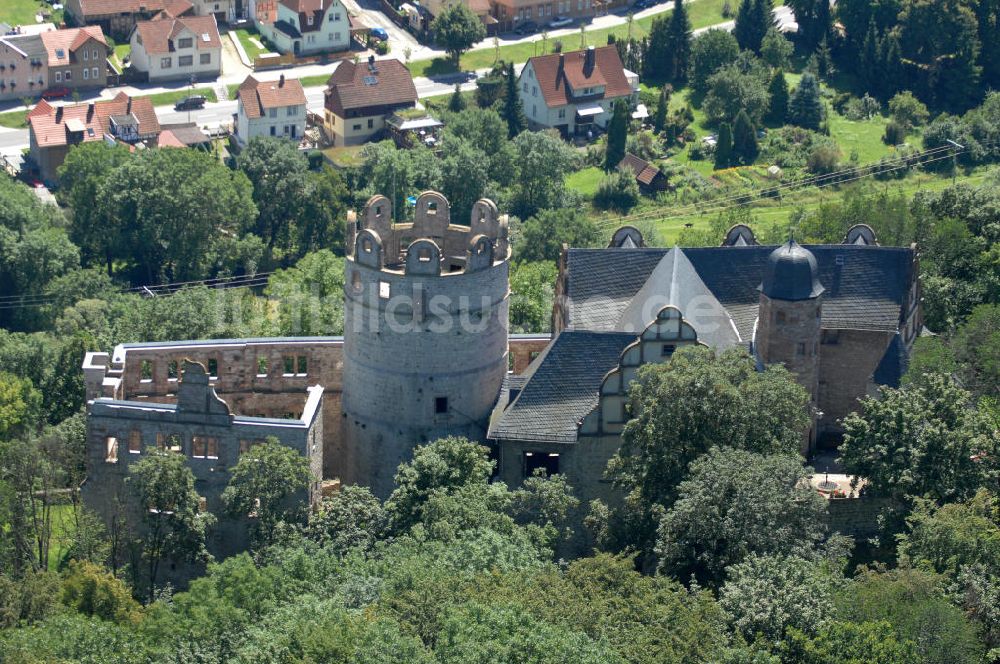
[[375, 40, 390, 55], [882, 120, 907, 146], [806, 144, 841, 174], [594, 170, 641, 213]]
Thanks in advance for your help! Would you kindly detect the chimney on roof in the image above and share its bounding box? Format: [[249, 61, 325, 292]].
[[126, 96, 132, 114], [87, 102, 94, 121], [558, 51, 564, 72], [584, 45, 595, 77], [55, 105, 62, 123], [279, 73, 285, 87]]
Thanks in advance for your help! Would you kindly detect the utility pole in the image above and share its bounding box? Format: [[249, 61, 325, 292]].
[[945, 138, 963, 185]]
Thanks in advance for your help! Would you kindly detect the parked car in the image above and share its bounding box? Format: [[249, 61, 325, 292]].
[[370, 27, 389, 41], [174, 95, 206, 111], [513, 20, 538, 34], [633, 0, 656, 9], [40, 86, 70, 100], [549, 15, 573, 27]]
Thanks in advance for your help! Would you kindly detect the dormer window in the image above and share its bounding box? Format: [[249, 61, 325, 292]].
[[307, 14, 314, 25]]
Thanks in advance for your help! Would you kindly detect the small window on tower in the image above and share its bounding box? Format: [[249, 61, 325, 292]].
[[661, 344, 675, 357], [140, 360, 153, 382], [776, 311, 786, 324], [796, 342, 806, 356], [257, 356, 269, 376], [167, 360, 178, 381], [207, 358, 218, 379], [435, 397, 449, 414], [523, 451, 559, 477]]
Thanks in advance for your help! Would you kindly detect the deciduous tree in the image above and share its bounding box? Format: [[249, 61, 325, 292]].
[[432, 3, 486, 65]]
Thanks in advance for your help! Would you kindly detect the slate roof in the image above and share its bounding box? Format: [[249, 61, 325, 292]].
[[0, 34, 46, 61], [237, 75, 306, 119], [489, 330, 636, 444], [133, 15, 220, 55], [525, 45, 633, 108], [324, 58, 417, 116], [564, 244, 914, 339]]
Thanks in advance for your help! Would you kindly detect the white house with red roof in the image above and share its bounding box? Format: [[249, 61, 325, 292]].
[[517, 45, 638, 136], [260, 0, 350, 56], [129, 15, 222, 81], [234, 74, 307, 145]]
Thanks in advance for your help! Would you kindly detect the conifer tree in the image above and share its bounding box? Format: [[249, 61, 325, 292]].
[[766, 69, 788, 124], [448, 84, 467, 112], [734, 0, 755, 50], [669, 0, 691, 85], [732, 110, 759, 164], [736, 0, 772, 53], [859, 19, 880, 96], [503, 61, 526, 138], [788, 72, 823, 130], [878, 32, 903, 100], [714, 122, 734, 169], [605, 100, 629, 171], [653, 85, 670, 133], [643, 17, 673, 82]]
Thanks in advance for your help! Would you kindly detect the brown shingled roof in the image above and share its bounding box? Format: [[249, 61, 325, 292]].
[[618, 153, 662, 186], [237, 75, 307, 119], [40, 26, 107, 66], [29, 91, 159, 149], [76, 0, 166, 17], [526, 45, 632, 108], [158, 0, 195, 18], [133, 15, 220, 55], [324, 58, 416, 117]]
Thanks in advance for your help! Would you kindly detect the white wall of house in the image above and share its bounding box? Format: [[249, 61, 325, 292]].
[[130, 30, 221, 81], [517, 61, 634, 133], [324, 109, 386, 146], [236, 102, 306, 145], [262, 0, 350, 55], [192, 0, 236, 21]]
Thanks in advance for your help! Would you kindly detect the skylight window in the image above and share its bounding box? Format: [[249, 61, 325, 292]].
[[363, 75, 377, 85], [55, 48, 65, 58], [201, 33, 210, 41]]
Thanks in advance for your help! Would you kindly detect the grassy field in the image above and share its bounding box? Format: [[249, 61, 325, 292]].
[[236, 28, 272, 61], [111, 43, 131, 72], [407, 0, 765, 79], [632, 169, 993, 243], [566, 166, 605, 196], [0, 0, 62, 27]]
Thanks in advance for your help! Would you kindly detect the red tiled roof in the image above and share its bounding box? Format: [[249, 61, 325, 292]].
[[157, 129, 187, 148], [76, 0, 166, 17], [158, 0, 195, 17], [40, 26, 107, 66], [279, 0, 336, 33], [29, 91, 160, 149], [237, 75, 307, 119], [526, 45, 632, 108], [324, 58, 416, 117], [133, 15, 220, 55]]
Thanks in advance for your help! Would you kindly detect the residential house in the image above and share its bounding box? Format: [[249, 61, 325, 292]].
[[65, 0, 170, 39], [323, 57, 417, 147], [0, 34, 48, 102], [28, 91, 160, 182], [260, 0, 350, 56], [40, 27, 110, 94], [490, 0, 622, 32], [129, 15, 221, 81], [188, 0, 236, 23], [617, 153, 668, 193], [234, 74, 307, 146], [422, 0, 497, 34], [518, 45, 638, 136]]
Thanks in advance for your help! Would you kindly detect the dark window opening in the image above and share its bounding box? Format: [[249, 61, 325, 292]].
[[776, 311, 786, 324], [257, 356, 268, 376], [207, 358, 218, 378], [297, 355, 307, 374], [435, 397, 449, 414], [821, 329, 840, 345], [661, 343, 675, 357], [167, 360, 178, 380], [524, 451, 559, 477], [284, 356, 295, 374], [140, 360, 153, 381]]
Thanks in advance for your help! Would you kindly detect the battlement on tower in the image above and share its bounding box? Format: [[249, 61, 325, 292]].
[[346, 192, 510, 275]]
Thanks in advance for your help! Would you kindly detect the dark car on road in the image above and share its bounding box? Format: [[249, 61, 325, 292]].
[[633, 0, 657, 9], [513, 20, 538, 34], [174, 95, 207, 111]]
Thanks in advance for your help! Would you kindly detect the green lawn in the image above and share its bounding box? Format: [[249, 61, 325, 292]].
[[408, 0, 764, 78], [111, 43, 131, 72], [566, 166, 605, 196], [0, 109, 28, 129], [0, 0, 62, 27], [235, 28, 271, 61], [142, 87, 218, 107]]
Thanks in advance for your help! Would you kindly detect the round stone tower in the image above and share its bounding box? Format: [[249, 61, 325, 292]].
[[756, 240, 824, 454], [341, 192, 511, 497]]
